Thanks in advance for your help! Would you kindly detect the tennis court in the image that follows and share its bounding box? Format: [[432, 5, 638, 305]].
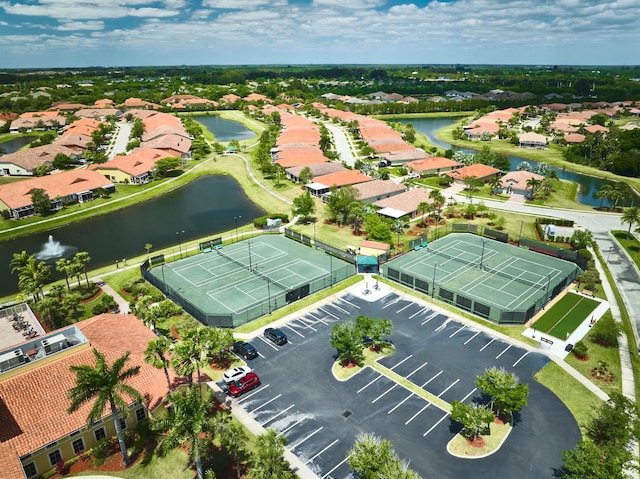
[[383, 233, 582, 324], [534, 292, 600, 339], [144, 235, 354, 327]]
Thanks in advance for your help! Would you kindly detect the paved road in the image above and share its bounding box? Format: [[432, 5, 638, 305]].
[[108, 120, 132, 160], [324, 122, 358, 167]]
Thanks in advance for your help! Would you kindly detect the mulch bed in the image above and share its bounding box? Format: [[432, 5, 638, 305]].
[[80, 289, 103, 304], [466, 436, 486, 448]]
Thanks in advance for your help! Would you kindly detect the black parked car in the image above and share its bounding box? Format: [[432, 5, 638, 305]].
[[233, 341, 258, 360], [264, 327, 287, 345]]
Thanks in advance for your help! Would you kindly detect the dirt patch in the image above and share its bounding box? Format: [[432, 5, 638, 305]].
[[466, 436, 486, 448]]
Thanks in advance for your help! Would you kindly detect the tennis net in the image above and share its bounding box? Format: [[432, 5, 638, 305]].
[[484, 266, 546, 290], [217, 248, 289, 291], [431, 248, 477, 268]]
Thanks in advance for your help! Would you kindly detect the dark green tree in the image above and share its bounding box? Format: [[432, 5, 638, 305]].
[[29, 188, 51, 216]]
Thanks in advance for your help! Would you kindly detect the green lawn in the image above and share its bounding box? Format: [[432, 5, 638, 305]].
[[534, 293, 599, 339]]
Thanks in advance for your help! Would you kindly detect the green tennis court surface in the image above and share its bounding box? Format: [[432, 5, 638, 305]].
[[383, 233, 582, 324], [533, 293, 599, 339]]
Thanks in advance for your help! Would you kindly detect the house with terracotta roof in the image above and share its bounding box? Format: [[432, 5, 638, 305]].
[[499, 170, 545, 196], [220, 94, 241, 104], [55, 133, 93, 154], [286, 162, 347, 182], [306, 170, 373, 197], [0, 169, 115, 218], [74, 108, 122, 120], [139, 134, 191, 159], [518, 132, 548, 148], [90, 148, 172, 184], [352, 180, 406, 204], [9, 114, 66, 133], [0, 144, 78, 176], [373, 188, 433, 219], [118, 98, 161, 111], [563, 133, 586, 144], [445, 163, 501, 184], [60, 118, 103, 138], [0, 314, 172, 479], [378, 148, 430, 165], [405, 156, 462, 175]]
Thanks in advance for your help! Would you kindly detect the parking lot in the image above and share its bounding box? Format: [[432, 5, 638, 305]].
[[222, 290, 581, 479]]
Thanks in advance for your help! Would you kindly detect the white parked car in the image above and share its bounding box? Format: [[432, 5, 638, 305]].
[[223, 366, 253, 384]]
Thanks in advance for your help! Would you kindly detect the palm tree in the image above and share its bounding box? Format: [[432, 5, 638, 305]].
[[36, 296, 62, 330], [416, 201, 430, 228], [68, 349, 142, 467], [49, 283, 65, 301], [220, 419, 249, 479], [56, 258, 73, 292], [63, 292, 82, 322], [74, 251, 92, 288], [10, 250, 31, 274], [488, 176, 503, 195], [429, 189, 446, 218], [595, 184, 614, 209], [463, 176, 481, 202], [525, 177, 541, 199], [248, 429, 296, 479], [348, 201, 365, 236], [144, 337, 174, 392], [18, 257, 50, 302], [154, 386, 216, 479], [621, 206, 640, 239]]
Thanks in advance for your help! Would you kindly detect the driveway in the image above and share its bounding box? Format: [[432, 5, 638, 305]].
[[324, 122, 357, 168]]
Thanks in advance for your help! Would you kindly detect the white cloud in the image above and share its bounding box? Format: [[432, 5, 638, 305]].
[[57, 20, 105, 31], [202, 0, 280, 9]]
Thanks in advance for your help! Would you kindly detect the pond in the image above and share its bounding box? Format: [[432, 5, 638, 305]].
[[0, 136, 38, 155], [397, 117, 638, 207], [0, 175, 266, 297], [193, 115, 256, 142]]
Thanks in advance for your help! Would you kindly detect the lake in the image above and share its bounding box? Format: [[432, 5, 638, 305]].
[[398, 117, 638, 207], [193, 115, 256, 142], [0, 136, 38, 155], [0, 175, 266, 297]]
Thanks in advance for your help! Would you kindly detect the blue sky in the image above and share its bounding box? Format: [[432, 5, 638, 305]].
[[0, 0, 638, 69]]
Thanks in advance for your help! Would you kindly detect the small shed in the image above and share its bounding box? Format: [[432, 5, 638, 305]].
[[356, 255, 379, 274]]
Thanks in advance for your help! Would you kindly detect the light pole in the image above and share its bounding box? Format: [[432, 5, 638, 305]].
[[607, 246, 614, 262], [247, 239, 252, 270], [234, 215, 241, 243], [518, 220, 524, 246], [480, 239, 487, 269], [176, 230, 184, 259], [432, 263, 438, 298], [313, 219, 316, 248], [327, 252, 333, 286], [546, 273, 551, 301]]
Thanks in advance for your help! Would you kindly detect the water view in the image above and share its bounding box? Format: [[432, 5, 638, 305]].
[[193, 115, 256, 142], [0, 175, 266, 297], [398, 117, 638, 207], [0, 135, 38, 154]]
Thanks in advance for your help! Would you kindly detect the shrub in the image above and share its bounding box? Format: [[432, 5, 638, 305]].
[[572, 340, 588, 359], [253, 213, 289, 228], [92, 303, 109, 314], [92, 437, 112, 466], [590, 315, 622, 347], [55, 459, 69, 476], [1, 209, 9, 220]]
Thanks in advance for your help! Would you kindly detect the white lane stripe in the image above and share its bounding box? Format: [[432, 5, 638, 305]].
[[251, 394, 282, 413], [496, 344, 512, 359], [409, 307, 427, 319], [480, 337, 495, 351], [257, 351, 266, 358], [322, 457, 349, 478], [306, 439, 340, 465], [340, 299, 360, 309], [460, 388, 477, 403], [421, 370, 443, 387], [281, 417, 306, 435], [357, 374, 382, 393], [236, 384, 269, 404], [437, 379, 460, 398], [435, 320, 448, 332], [292, 427, 323, 449], [382, 298, 400, 309], [396, 303, 412, 313], [449, 325, 465, 338], [285, 324, 305, 338], [464, 331, 481, 345], [423, 412, 450, 437], [406, 362, 428, 379], [390, 355, 413, 371], [257, 336, 279, 351], [388, 393, 414, 414], [372, 384, 397, 404], [318, 307, 338, 319], [513, 351, 530, 367], [421, 312, 438, 325], [405, 403, 431, 425], [332, 304, 349, 314], [260, 405, 294, 426]]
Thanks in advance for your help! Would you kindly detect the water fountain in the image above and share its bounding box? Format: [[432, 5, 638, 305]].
[[35, 235, 76, 261]]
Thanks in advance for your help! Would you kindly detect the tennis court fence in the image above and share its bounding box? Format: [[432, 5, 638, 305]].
[[284, 228, 357, 264]]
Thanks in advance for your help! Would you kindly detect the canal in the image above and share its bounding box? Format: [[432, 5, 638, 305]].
[[193, 115, 256, 142]]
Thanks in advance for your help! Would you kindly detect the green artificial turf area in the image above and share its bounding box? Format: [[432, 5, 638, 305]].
[[534, 293, 599, 339]]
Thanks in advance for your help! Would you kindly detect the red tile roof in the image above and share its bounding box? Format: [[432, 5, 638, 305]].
[[0, 144, 78, 172], [90, 148, 171, 176], [275, 148, 327, 167], [406, 156, 461, 172], [313, 170, 372, 188], [0, 314, 173, 479], [445, 163, 501, 181], [140, 134, 191, 155]]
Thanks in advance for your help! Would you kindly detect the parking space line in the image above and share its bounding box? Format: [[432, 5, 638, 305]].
[[372, 384, 397, 403], [340, 299, 360, 309], [236, 384, 269, 404], [251, 394, 282, 413], [464, 331, 481, 345], [496, 344, 512, 359], [322, 457, 348, 478], [406, 361, 428, 379], [460, 388, 477, 403], [405, 403, 431, 425], [435, 320, 449, 332], [357, 374, 382, 393], [409, 307, 427, 319], [437, 379, 460, 398], [421, 370, 442, 387], [480, 337, 495, 351], [292, 427, 323, 449], [390, 355, 413, 371], [388, 392, 413, 414], [421, 312, 438, 325], [298, 318, 317, 331], [382, 298, 400, 309], [305, 439, 340, 465], [396, 303, 412, 314], [257, 336, 280, 351], [332, 304, 349, 314], [513, 351, 530, 367], [449, 325, 466, 338], [260, 404, 294, 426], [257, 351, 266, 358], [318, 307, 338, 319], [423, 412, 450, 437], [285, 324, 305, 338], [281, 417, 306, 435]]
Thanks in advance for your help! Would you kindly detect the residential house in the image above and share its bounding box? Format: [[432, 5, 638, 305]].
[[139, 134, 192, 159], [118, 98, 161, 111], [518, 132, 548, 149], [352, 180, 406, 204], [0, 144, 78, 176], [90, 148, 171, 184], [499, 170, 545, 196], [306, 170, 373, 198], [563, 133, 586, 144], [378, 149, 430, 166], [373, 188, 433, 220], [74, 108, 122, 120], [0, 314, 172, 479], [286, 163, 347, 182], [405, 157, 462, 176], [0, 169, 115, 218], [445, 164, 502, 184], [9, 113, 66, 133]]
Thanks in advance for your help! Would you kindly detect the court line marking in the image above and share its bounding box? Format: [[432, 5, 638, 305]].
[[496, 344, 512, 359], [251, 394, 282, 413], [322, 457, 348, 479], [305, 439, 340, 465], [292, 427, 323, 449], [260, 405, 294, 427], [423, 412, 450, 437], [480, 338, 495, 351], [513, 352, 530, 367], [464, 331, 481, 345]]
